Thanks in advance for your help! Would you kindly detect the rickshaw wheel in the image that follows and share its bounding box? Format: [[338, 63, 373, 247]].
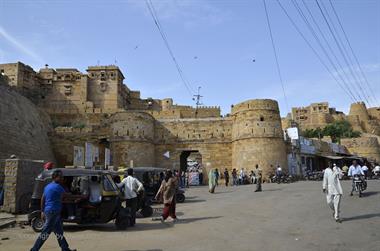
[[115, 208, 131, 230], [140, 206, 153, 217], [176, 194, 185, 203], [31, 217, 44, 232]]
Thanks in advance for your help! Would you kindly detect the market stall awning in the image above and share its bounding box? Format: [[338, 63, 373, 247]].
[[324, 155, 344, 160], [318, 155, 363, 160]]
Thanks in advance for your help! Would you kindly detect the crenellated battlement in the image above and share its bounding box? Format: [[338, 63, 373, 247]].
[[231, 99, 280, 115]]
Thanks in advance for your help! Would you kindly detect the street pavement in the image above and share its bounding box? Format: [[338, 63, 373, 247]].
[[0, 180, 379, 251]]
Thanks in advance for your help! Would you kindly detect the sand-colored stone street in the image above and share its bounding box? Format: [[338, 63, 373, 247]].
[[1, 180, 379, 251]]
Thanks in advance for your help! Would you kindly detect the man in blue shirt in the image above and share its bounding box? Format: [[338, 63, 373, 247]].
[[31, 170, 76, 251]]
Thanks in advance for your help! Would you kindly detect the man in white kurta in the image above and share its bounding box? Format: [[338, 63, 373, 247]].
[[323, 163, 343, 223]]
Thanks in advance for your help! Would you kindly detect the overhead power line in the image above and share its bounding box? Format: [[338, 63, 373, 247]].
[[145, 0, 195, 97], [316, 0, 370, 105], [275, 0, 355, 102], [262, 0, 290, 112], [290, 0, 358, 102], [328, 0, 379, 106]]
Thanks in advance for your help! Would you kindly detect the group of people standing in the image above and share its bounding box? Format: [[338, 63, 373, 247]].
[[208, 165, 263, 193]]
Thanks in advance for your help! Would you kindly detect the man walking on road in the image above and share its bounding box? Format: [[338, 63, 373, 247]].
[[31, 170, 76, 251], [254, 165, 262, 192], [322, 162, 343, 223]]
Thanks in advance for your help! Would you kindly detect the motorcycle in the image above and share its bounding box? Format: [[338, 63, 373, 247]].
[[372, 171, 380, 180], [352, 175, 366, 197], [271, 174, 291, 184]]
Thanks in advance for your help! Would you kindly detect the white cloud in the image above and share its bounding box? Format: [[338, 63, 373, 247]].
[[0, 25, 44, 64]]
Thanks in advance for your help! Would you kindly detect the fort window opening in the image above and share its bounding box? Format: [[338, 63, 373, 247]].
[[260, 116, 264, 121]]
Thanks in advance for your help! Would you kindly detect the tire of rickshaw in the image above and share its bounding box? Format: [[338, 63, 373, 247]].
[[31, 216, 44, 232], [140, 206, 153, 218], [176, 194, 185, 203], [115, 208, 131, 230]]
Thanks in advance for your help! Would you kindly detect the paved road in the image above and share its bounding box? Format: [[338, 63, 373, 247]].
[[1, 180, 379, 251]]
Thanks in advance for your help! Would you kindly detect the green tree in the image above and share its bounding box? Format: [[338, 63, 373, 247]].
[[322, 120, 361, 143], [301, 121, 360, 143], [302, 127, 323, 139]]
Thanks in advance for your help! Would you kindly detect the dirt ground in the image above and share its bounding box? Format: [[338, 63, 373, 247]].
[[1, 180, 379, 251]]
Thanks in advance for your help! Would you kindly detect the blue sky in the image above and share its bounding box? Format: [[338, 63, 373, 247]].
[[0, 0, 379, 116]]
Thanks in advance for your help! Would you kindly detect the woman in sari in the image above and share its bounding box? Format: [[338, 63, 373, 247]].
[[154, 170, 178, 222], [209, 168, 216, 193]]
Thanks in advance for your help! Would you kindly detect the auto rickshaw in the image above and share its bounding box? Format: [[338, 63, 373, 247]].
[[112, 167, 186, 218], [133, 167, 186, 203], [28, 168, 132, 232], [111, 168, 154, 218]]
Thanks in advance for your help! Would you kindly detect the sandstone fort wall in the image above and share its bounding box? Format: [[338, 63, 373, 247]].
[[0, 85, 55, 162]]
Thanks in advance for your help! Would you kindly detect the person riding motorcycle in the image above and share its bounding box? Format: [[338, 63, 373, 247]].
[[348, 160, 365, 196], [275, 165, 283, 183], [373, 164, 380, 177]]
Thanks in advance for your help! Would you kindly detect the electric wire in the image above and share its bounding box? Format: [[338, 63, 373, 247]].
[[291, 0, 357, 102], [316, 0, 370, 105], [329, 0, 379, 106], [318, 0, 372, 105], [275, 0, 355, 102], [262, 0, 290, 112], [145, 0, 195, 97]]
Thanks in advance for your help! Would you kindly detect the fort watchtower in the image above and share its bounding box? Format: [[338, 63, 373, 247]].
[[231, 99, 287, 177]]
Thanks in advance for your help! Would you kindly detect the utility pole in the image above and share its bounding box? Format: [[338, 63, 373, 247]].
[[192, 86, 203, 118], [193, 86, 203, 108]]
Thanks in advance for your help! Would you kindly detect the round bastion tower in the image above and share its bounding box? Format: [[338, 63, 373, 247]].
[[231, 99, 287, 178], [349, 102, 370, 121], [109, 112, 155, 168]]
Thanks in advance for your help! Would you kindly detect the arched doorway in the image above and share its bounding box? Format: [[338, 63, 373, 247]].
[[179, 150, 202, 172]]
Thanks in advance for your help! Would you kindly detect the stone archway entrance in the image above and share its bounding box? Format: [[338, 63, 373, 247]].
[[179, 150, 202, 172]]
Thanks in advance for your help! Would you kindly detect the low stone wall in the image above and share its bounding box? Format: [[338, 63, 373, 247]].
[[341, 137, 380, 162], [2, 159, 43, 214]]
